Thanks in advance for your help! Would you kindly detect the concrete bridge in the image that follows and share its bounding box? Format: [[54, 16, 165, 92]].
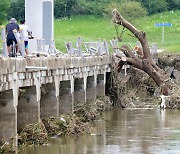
[[0, 55, 111, 147], [0, 0, 160, 149]]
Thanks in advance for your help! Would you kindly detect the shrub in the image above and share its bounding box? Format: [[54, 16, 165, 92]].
[[0, 0, 10, 24], [166, 0, 180, 10], [54, 0, 109, 18], [7, 0, 25, 21], [106, 1, 148, 21], [137, 0, 168, 15]]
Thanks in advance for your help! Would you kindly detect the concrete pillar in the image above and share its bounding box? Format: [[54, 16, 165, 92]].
[[12, 72, 19, 150], [40, 83, 58, 119], [0, 90, 15, 144], [94, 71, 98, 99], [70, 76, 74, 113], [54, 76, 60, 117], [105, 72, 111, 96], [86, 76, 96, 101], [59, 80, 73, 114], [96, 74, 105, 98], [25, 0, 43, 40], [17, 86, 39, 129], [25, 0, 43, 52], [43, 0, 54, 46], [74, 78, 85, 105], [35, 77, 41, 122], [83, 74, 87, 102], [25, 0, 54, 52]]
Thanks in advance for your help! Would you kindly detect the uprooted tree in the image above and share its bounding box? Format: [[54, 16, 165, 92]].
[[111, 9, 179, 107]]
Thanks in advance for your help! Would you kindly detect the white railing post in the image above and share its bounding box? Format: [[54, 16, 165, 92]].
[[13, 29, 21, 56], [19, 29, 25, 57], [1, 26, 8, 57], [77, 37, 82, 57], [97, 38, 102, 55], [104, 40, 109, 55]]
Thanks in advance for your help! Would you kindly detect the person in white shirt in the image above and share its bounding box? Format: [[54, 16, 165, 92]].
[[19, 19, 33, 55]]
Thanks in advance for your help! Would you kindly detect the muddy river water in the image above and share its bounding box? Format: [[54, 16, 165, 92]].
[[22, 109, 180, 154]]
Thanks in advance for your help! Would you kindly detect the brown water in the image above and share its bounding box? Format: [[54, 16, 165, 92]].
[[22, 109, 180, 154]]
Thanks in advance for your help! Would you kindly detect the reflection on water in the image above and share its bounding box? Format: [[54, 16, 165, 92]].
[[22, 109, 180, 154]]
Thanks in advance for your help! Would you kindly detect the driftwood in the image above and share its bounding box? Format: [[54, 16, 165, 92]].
[[112, 9, 173, 96]]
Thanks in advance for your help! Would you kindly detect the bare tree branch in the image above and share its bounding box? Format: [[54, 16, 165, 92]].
[[112, 9, 172, 95], [112, 9, 151, 59]]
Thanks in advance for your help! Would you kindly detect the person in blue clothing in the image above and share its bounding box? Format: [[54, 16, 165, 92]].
[[6, 18, 20, 56]]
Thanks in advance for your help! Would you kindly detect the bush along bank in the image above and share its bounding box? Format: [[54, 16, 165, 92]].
[[0, 96, 112, 153]]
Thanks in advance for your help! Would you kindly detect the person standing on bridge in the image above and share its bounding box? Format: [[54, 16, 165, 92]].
[[19, 19, 33, 55], [6, 18, 20, 56]]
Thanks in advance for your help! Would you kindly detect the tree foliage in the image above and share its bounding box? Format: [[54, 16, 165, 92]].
[[8, 0, 25, 21], [54, 0, 110, 18], [0, 0, 10, 24], [6, 0, 180, 21], [136, 0, 168, 14], [106, 1, 147, 20], [166, 0, 180, 10]]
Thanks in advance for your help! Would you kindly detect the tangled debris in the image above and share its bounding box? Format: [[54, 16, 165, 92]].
[[18, 121, 48, 146], [74, 97, 112, 122], [16, 97, 112, 148], [162, 95, 180, 109], [108, 64, 160, 108], [108, 54, 180, 109], [0, 141, 14, 154], [42, 115, 90, 137], [0, 97, 112, 153]]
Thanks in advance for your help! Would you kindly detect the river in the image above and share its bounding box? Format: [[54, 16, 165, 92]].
[[22, 109, 180, 154]]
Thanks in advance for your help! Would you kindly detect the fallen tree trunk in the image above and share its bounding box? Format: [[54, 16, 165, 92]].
[[112, 9, 175, 96]]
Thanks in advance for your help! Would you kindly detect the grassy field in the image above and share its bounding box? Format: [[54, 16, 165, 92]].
[[1, 10, 179, 54], [54, 10, 180, 54]]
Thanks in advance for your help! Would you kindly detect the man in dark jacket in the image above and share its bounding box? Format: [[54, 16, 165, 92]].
[[6, 18, 20, 56]]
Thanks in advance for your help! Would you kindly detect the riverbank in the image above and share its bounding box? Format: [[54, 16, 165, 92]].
[[0, 97, 112, 153], [108, 53, 180, 109]]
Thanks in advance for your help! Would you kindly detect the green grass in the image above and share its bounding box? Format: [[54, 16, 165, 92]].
[[1, 10, 179, 54], [54, 10, 180, 54]]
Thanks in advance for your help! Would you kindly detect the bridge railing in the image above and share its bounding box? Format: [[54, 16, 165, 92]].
[[1, 26, 158, 58], [1, 26, 8, 58], [84, 39, 109, 56]]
